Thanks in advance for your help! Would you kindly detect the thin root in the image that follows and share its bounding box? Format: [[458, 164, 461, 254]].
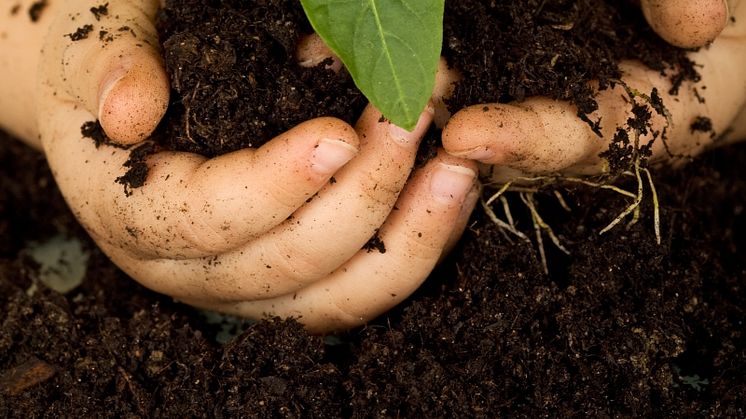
[[643, 167, 662, 245], [520, 192, 570, 275], [481, 198, 530, 243], [485, 182, 512, 206], [600, 159, 644, 235]]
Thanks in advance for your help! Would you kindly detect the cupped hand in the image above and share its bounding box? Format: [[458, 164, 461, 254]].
[[442, 0, 746, 182], [31, 0, 477, 333]]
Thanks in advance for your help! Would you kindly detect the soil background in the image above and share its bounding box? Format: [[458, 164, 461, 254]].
[[1, 130, 744, 417], [2, 0, 745, 417]]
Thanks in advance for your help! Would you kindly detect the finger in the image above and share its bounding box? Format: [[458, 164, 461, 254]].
[[124, 119, 357, 257], [41, 0, 169, 145], [443, 38, 746, 176], [101, 118, 454, 308], [296, 33, 342, 72], [228, 104, 434, 289], [39, 91, 359, 259], [191, 152, 477, 333], [444, 99, 605, 174], [161, 117, 359, 254], [108, 103, 435, 302], [432, 57, 461, 128], [441, 183, 480, 260], [641, 0, 729, 48]]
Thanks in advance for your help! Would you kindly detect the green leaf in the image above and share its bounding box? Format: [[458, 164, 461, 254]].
[[301, 0, 444, 130]]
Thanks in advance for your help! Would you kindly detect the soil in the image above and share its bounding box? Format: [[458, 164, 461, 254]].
[[2, 0, 744, 416], [156, 0, 366, 157], [2, 128, 744, 417]]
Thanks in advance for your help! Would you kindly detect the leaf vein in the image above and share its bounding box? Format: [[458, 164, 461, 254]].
[[367, 0, 414, 123]]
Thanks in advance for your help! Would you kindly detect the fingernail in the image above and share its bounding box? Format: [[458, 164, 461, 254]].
[[460, 184, 481, 216], [430, 163, 476, 204], [388, 105, 435, 147], [311, 138, 358, 175], [98, 72, 124, 118], [723, 0, 730, 26]]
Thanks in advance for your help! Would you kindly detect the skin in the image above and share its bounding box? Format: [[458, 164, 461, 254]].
[[442, 0, 746, 182], [0, 0, 477, 333], [2, 0, 743, 333]]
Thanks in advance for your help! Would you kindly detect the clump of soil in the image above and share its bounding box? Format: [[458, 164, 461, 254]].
[[156, 0, 366, 156], [108, 0, 700, 193]]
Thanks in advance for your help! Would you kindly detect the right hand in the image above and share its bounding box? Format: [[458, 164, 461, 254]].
[[442, 0, 746, 181], [33, 0, 477, 333]]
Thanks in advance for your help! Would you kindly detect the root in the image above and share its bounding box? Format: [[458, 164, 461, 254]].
[[482, 187, 571, 275], [482, 165, 663, 274], [521, 192, 570, 275], [600, 159, 644, 235], [480, 196, 529, 243], [481, 83, 668, 272], [643, 167, 662, 245]]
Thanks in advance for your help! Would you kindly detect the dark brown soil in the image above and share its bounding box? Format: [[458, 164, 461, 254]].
[[1, 130, 744, 417], [3, 0, 744, 416], [156, 0, 366, 157], [123, 0, 698, 193]]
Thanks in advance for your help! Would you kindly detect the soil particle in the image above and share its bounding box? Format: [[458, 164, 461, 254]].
[[80, 120, 153, 195], [80, 120, 112, 148], [89, 3, 108, 21], [66, 24, 94, 41], [363, 232, 387, 254], [690, 116, 715, 136], [28, 0, 47, 22], [115, 142, 158, 196]]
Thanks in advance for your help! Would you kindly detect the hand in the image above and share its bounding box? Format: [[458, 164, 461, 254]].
[[442, 0, 746, 182], [14, 1, 477, 333]]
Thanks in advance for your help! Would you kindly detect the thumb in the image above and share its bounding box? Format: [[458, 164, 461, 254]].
[[641, 0, 730, 48], [40, 0, 168, 146]]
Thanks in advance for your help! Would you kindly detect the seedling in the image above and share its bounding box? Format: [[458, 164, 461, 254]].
[[301, 0, 444, 130]]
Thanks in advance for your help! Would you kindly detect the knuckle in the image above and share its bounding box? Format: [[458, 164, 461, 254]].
[[357, 169, 405, 209], [267, 240, 330, 286], [266, 175, 312, 210], [396, 227, 448, 262], [179, 199, 234, 254], [330, 298, 370, 327]]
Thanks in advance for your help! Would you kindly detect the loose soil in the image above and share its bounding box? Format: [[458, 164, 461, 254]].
[[2, 0, 744, 416], [2, 127, 744, 417], [156, 0, 366, 157]]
